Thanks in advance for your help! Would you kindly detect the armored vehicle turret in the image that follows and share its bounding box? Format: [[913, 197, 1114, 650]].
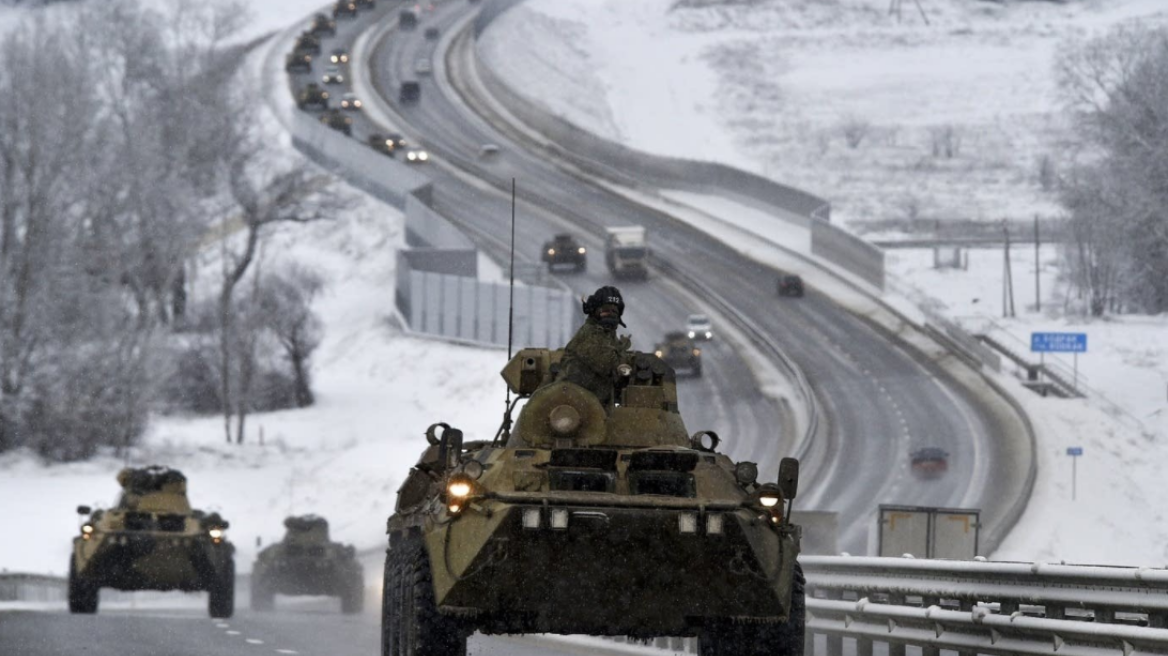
[[382, 348, 804, 655], [69, 466, 235, 618], [251, 515, 364, 613]]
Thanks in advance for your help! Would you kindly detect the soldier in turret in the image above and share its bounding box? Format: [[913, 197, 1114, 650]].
[[554, 286, 633, 405]]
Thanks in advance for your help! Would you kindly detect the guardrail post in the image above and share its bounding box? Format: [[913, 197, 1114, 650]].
[[921, 647, 939, 656], [888, 643, 906, 656], [856, 637, 874, 656], [956, 600, 977, 656]]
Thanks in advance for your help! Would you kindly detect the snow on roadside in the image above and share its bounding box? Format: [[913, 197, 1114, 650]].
[[0, 16, 507, 578]]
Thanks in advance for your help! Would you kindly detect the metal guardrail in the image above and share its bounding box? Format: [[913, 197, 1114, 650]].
[[804, 556, 1168, 656], [0, 573, 66, 602]]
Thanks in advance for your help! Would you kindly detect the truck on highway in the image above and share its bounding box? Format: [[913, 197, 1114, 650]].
[[399, 81, 421, 104], [399, 9, 417, 30], [605, 226, 648, 280]]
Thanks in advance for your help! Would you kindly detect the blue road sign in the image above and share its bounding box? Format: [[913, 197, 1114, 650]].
[[1066, 447, 1083, 456], [1031, 332, 1087, 353]]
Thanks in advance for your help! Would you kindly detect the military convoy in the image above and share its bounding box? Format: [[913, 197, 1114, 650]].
[[251, 515, 364, 614], [382, 348, 804, 655], [286, 52, 313, 73], [69, 466, 235, 618], [309, 13, 337, 37]]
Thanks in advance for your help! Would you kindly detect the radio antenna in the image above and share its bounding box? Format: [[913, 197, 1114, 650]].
[[495, 179, 518, 446]]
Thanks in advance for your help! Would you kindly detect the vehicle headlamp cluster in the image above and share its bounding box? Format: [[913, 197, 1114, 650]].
[[81, 524, 94, 540], [445, 461, 485, 514]]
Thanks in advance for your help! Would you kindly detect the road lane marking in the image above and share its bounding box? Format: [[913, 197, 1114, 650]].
[[227, 630, 241, 635], [215, 623, 230, 628], [274, 650, 298, 654], [246, 639, 264, 645]]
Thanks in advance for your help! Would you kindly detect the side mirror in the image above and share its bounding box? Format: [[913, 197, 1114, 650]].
[[778, 457, 799, 501], [220, 520, 230, 530], [76, 505, 91, 516]]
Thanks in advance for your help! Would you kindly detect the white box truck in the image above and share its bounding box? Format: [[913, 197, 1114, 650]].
[[604, 226, 648, 280]]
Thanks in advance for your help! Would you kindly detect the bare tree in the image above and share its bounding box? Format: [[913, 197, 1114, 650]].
[[258, 265, 325, 408]]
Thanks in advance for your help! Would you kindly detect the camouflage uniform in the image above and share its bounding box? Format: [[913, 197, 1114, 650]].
[[556, 315, 631, 404]]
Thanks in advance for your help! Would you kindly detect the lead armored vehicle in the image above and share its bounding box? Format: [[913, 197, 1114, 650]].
[[251, 515, 364, 613], [69, 466, 235, 618], [382, 348, 804, 656]]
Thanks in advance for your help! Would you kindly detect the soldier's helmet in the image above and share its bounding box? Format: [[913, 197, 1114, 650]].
[[582, 285, 624, 317]]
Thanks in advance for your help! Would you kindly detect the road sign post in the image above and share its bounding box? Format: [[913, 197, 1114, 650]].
[[1066, 447, 1083, 500], [1031, 332, 1088, 394]]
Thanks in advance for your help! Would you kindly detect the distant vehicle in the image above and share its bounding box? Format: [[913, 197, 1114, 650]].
[[367, 133, 396, 157], [285, 52, 312, 73], [405, 149, 429, 164], [424, 26, 440, 40], [414, 57, 432, 76], [778, 273, 805, 298], [685, 314, 713, 342], [309, 13, 337, 37], [333, 0, 357, 18], [399, 9, 417, 30], [479, 143, 500, 158], [541, 233, 586, 272], [251, 515, 363, 614], [655, 331, 702, 377], [329, 48, 349, 64], [297, 83, 330, 110], [910, 448, 949, 480], [399, 80, 421, 103], [69, 467, 234, 618], [294, 32, 321, 55], [319, 109, 353, 136], [605, 226, 648, 280], [340, 92, 362, 110], [386, 132, 407, 149], [322, 65, 344, 85]]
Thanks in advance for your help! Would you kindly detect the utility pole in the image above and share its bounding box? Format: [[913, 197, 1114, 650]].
[[1034, 215, 1041, 313]]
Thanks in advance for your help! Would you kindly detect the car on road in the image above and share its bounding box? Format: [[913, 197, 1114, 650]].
[[333, 0, 357, 18], [309, 13, 336, 37], [910, 448, 949, 480], [778, 273, 805, 298], [340, 92, 361, 111], [297, 83, 330, 110], [655, 331, 702, 377], [479, 143, 500, 158], [405, 148, 429, 164], [399, 80, 421, 103], [424, 26, 440, 40], [69, 466, 235, 618], [541, 233, 587, 272], [319, 109, 353, 136], [322, 65, 345, 85], [285, 52, 312, 73], [685, 313, 713, 341], [329, 48, 349, 64]]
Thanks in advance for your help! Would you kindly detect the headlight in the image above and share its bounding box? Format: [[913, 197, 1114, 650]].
[[337, 75, 345, 82], [692, 348, 701, 356], [577, 247, 586, 254], [354, 100, 361, 107], [547, 249, 555, 256], [654, 350, 663, 358], [322, 92, 329, 98], [687, 331, 695, 338], [419, 152, 428, 161], [447, 478, 473, 499], [208, 528, 224, 539], [81, 524, 94, 539], [705, 331, 712, 339], [759, 494, 780, 508], [331, 56, 338, 63]]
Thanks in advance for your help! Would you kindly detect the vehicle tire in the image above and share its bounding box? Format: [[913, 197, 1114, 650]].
[[209, 560, 235, 619], [67, 556, 98, 614], [341, 577, 364, 615], [382, 533, 467, 656], [698, 562, 804, 656], [577, 261, 586, 273], [692, 365, 703, 378], [250, 573, 274, 612]]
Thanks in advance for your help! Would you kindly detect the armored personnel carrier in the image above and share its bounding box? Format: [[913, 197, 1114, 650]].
[[285, 52, 313, 74], [541, 233, 587, 272], [655, 331, 702, 377], [382, 348, 804, 655], [297, 83, 330, 110], [319, 109, 353, 136], [251, 515, 364, 613], [69, 466, 235, 618]]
